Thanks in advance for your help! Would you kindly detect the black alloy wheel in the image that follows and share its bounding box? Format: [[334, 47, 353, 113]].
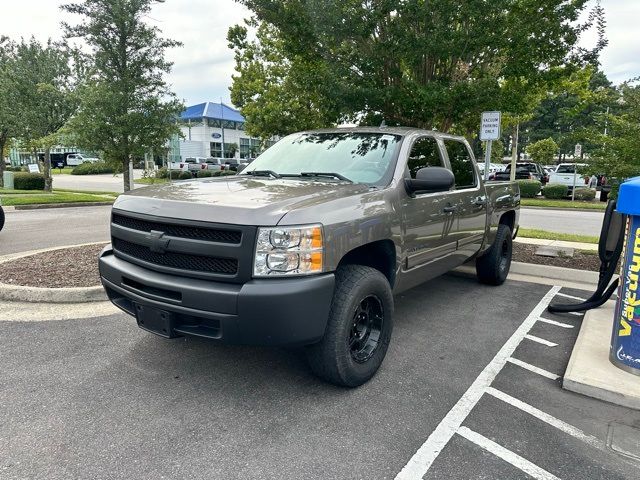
[[349, 295, 384, 363]]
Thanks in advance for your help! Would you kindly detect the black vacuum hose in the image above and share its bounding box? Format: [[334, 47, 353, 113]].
[[547, 200, 625, 313]]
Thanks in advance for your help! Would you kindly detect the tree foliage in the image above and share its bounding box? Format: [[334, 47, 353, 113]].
[[230, 0, 605, 140], [527, 137, 559, 165], [62, 0, 184, 191], [588, 83, 640, 182], [0, 38, 21, 187]]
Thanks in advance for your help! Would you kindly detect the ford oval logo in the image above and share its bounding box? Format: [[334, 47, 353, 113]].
[[211, 133, 222, 139]]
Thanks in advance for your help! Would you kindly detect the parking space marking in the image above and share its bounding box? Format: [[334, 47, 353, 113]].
[[537, 317, 575, 329], [524, 334, 558, 347], [395, 285, 562, 480], [506, 357, 560, 380], [555, 292, 586, 301], [486, 387, 602, 449], [566, 311, 584, 316], [457, 427, 560, 480]]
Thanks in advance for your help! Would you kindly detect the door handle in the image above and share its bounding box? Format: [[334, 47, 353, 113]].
[[443, 205, 457, 213], [473, 198, 487, 206]]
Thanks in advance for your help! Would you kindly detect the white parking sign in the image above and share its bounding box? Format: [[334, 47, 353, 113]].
[[480, 111, 501, 141]]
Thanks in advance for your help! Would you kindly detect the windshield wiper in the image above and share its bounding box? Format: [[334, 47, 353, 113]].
[[299, 172, 353, 183], [243, 170, 281, 179]]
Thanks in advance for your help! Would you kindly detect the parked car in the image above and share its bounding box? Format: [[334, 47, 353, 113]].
[[99, 127, 520, 387], [203, 158, 225, 171], [66, 153, 101, 166], [492, 162, 546, 183], [222, 160, 240, 172], [548, 163, 588, 192]]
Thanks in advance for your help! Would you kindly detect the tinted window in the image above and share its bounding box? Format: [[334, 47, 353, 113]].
[[444, 140, 476, 189], [407, 137, 443, 178], [244, 132, 402, 185], [556, 165, 575, 173]]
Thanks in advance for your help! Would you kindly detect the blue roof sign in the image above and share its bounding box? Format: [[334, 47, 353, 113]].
[[180, 102, 244, 123]]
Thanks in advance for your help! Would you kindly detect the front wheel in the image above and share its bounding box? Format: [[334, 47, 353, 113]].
[[476, 224, 512, 285], [306, 265, 394, 387], [0, 206, 4, 232]]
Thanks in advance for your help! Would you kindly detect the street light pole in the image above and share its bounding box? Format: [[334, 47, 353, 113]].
[[510, 122, 519, 182]]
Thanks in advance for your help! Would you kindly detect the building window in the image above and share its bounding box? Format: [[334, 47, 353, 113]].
[[207, 118, 221, 128], [210, 142, 222, 157]]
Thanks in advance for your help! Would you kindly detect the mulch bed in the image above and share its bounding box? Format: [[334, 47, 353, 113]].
[[0, 242, 606, 288], [0, 243, 107, 288], [513, 243, 602, 271]]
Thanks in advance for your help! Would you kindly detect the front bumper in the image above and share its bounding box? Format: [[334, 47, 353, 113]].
[[99, 246, 335, 346]]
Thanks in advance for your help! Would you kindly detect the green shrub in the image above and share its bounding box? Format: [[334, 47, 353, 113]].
[[221, 170, 235, 176], [573, 188, 596, 201], [542, 183, 568, 199], [517, 180, 542, 198], [71, 161, 115, 175], [13, 172, 45, 190], [156, 167, 168, 179], [178, 171, 193, 180], [197, 170, 214, 178], [6, 166, 26, 172]]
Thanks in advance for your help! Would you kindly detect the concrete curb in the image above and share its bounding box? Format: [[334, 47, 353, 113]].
[[563, 300, 640, 410], [455, 261, 600, 285], [14, 201, 113, 210], [0, 242, 108, 303], [522, 206, 606, 213]]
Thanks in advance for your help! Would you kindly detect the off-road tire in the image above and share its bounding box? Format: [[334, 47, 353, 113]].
[[306, 265, 394, 387], [476, 224, 512, 285], [0, 206, 5, 232]]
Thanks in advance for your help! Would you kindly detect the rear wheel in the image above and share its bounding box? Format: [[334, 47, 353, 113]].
[[0, 206, 4, 232], [476, 224, 512, 285], [306, 265, 393, 387]]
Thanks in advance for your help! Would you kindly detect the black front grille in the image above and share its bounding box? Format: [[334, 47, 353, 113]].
[[112, 214, 241, 244], [112, 238, 238, 275]]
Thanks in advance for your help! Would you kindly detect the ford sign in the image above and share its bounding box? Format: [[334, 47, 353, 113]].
[[211, 133, 222, 139]]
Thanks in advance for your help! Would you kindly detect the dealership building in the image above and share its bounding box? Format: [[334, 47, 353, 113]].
[[177, 102, 272, 161]]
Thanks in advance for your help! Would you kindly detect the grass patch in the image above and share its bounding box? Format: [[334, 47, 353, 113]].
[[0, 189, 45, 195], [134, 177, 170, 185], [51, 167, 75, 175], [0, 192, 114, 206], [521, 198, 606, 210], [519, 228, 599, 244], [54, 188, 119, 197]]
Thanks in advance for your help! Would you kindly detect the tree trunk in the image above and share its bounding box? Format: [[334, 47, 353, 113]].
[[44, 147, 53, 192], [123, 156, 131, 192], [0, 133, 7, 189]]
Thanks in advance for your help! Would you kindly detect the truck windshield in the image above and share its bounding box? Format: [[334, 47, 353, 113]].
[[243, 132, 402, 185]]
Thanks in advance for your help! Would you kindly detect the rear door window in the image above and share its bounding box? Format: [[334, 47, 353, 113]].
[[407, 136, 443, 178], [444, 140, 476, 189]]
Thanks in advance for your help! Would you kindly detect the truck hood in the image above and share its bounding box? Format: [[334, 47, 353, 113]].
[[113, 176, 370, 226]]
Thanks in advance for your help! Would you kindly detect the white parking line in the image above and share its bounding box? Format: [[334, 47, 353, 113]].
[[457, 427, 560, 480], [555, 292, 586, 301], [524, 334, 558, 347], [486, 387, 602, 448], [537, 317, 575, 329], [506, 357, 560, 380], [395, 285, 562, 480], [567, 311, 584, 316]]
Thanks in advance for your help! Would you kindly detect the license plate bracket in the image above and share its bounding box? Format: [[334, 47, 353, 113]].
[[134, 304, 179, 338]]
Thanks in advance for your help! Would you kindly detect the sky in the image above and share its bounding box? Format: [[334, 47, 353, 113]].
[[3, 0, 639, 108]]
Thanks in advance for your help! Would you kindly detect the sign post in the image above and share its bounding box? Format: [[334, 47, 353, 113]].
[[572, 143, 582, 202], [480, 111, 502, 182]]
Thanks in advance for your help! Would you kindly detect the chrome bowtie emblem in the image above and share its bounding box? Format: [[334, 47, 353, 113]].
[[148, 230, 170, 254]]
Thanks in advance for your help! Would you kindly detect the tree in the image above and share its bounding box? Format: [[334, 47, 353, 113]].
[[527, 138, 559, 165], [482, 140, 504, 164], [12, 39, 78, 191], [230, 0, 606, 140], [62, 0, 184, 191], [588, 83, 640, 186], [0, 38, 21, 187]]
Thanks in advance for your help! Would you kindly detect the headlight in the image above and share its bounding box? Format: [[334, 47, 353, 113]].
[[254, 224, 323, 276]]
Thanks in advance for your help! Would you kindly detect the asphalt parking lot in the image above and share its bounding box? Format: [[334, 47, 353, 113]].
[[2, 274, 639, 479]]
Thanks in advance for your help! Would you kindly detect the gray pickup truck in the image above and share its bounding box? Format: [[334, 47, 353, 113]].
[[99, 128, 520, 386]]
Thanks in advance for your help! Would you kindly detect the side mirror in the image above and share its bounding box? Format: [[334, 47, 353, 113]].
[[405, 167, 455, 195]]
